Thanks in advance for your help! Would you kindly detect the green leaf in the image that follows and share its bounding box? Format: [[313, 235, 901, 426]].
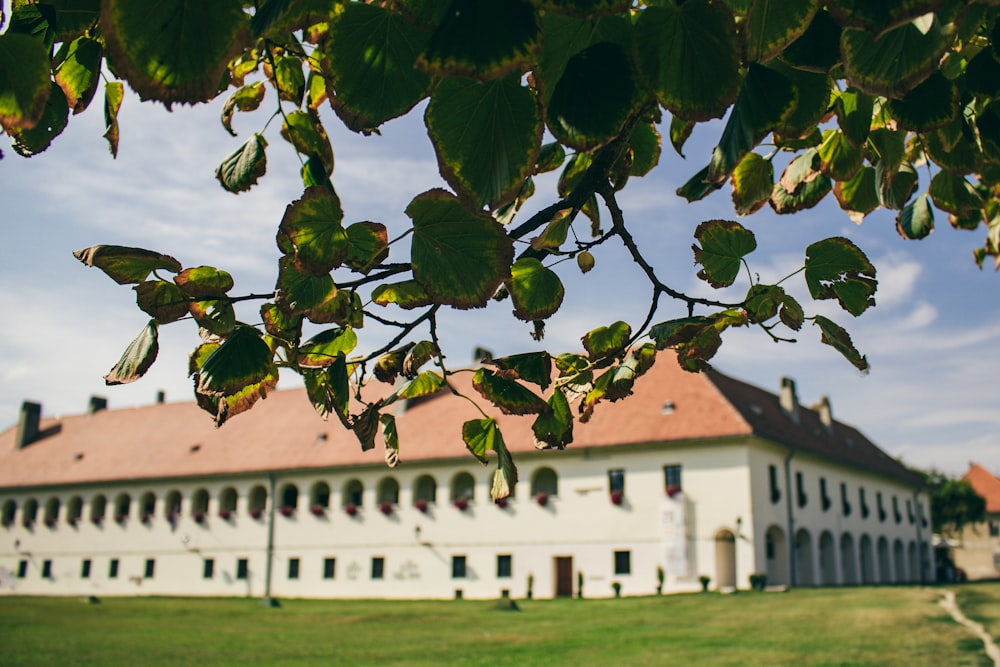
[[840, 17, 948, 98], [104, 320, 159, 385], [134, 280, 188, 324], [530, 208, 574, 251], [532, 388, 573, 450], [827, 0, 943, 33], [670, 116, 695, 157], [677, 164, 721, 203], [743, 0, 819, 64], [8, 83, 69, 157], [895, 192, 935, 240], [491, 351, 552, 391], [507, 258, 565, 321], [276, 186, 347, 276], [325, 3, 431, 132], [692, 219, 757, 288], [835, 89, 875, 147], [745, 284, 803, 330], [175, 266, 234, 298], [426, 74, 541, 209], [381, 413, 400, 467], [581, 320, 631, 359], [965, 49, 1000, 98], [74, 245, 182, 285], [371, 281, 433, 310], [924, 123, 978, 175], [373, 344, 411, 384], [344, 222, 389, 274], [303, 359, 350, 426], [215, 133, 268, 194], [397, 370, 444, 399], [708, 63, 797, 183], [298, 327, 358, 369], [627, 122, 661, 177], [221, 82, 266, 137], [886, 71, 957, 132], [352, 404, 381, 452], [462, 417, 498, 463], [649, 312, 745, 371], [188, 298, 236, 336], [103, 81, 124, 158], [781, 9, 841, 73], [731, 152, 774, 215], [876, 160, 918, 210], [547, 41, 639, 151], [473, 368, 549, 416], [771, 152, 832, 214], [833, 166, 880, 224], [419, 0, 539, 79], [535, 142, 567, 174], [274, 256, 337, 316], [930, 171, 983, 220], [193, 325, 279, 427], [816, 129, 863, 181], [101, 0, 248, 106], [804, 237, 877, 316], [769, 61, 832, 139], [260, 302, 302, 343], [0, 31, 51, 131], [54, 36, 103, 114], [270, 55, 304, 105], [9, 4, 56, 50], [812, 315, 868, 373], [280, 110, 334, 175], [407, 189, 515, 309], [46, 0, 101, 42], [635, 1, 741, 121]]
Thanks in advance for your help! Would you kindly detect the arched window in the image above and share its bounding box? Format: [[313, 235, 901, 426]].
[[164, 490, 182, 520], [279, 483, 299, 517], [192, 488, 210, 522], [310, 482, 330, 516], [66, 496, 83, 526], [114, 493, 131, 523], [343, 479, 363, 508], [377, 477, 400, 505], [43, 497, 60, 528], [1, 499, 17, 528], [139, 492, 156, 522], [249, 485, 268, 520], [451, 472, 476, 507], [219, 487, 238, 519], [531, 467, 558, 502], [90, 494, 107, 525], [22, 498, 39, 527], [414, 475, 437, 511]]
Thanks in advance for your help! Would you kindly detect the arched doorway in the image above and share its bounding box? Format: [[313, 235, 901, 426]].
[[795, 529, 814, 586], [877, 537, 891, 584], [908, 542, 918, 583], [715, 529, 736, 590], [841, 533, 857, 585], [859, 534, 875, 584], [765, 525, 788, 586], [819, 531, 837, 585], [893, 539, 907, 583]]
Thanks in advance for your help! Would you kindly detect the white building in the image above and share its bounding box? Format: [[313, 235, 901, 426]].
[[0, 354, 933, 599]]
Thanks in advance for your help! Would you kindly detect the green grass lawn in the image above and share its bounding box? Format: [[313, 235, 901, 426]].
[[0, 586, 993, 667]]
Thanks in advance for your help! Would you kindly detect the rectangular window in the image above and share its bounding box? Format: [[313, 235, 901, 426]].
[[906, 499, 914, 524], [109, 559, 119, 579], [452, 555, 467, 579], [820, 477, 831, 512], [497, 554, 512, 579], [768, 464, 781, 504], [17, 560, 28, 578], [990, 521, 999, 538], [203, 559, 214, 579], [608, 469, 625, 495], [81, 559, 91, 579], [841, 483, 852, 517], [795, 471, 807, 508], [663, 464, 682, 492], [614, 550, 631, 575], [859, 487, 869, 519], [42, 560, 52, 579], [371, 557, 385, 580], [144, 559, 155, 578], [288, 558, 300, 580], [877, 492, 886, 522], [893, 496, 902, 524], [236, 558, 248, 580], [323, 558, 336, 580]]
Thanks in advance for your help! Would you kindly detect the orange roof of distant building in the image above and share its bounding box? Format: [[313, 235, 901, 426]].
[[963, 463, 1000, 514], [0, 352, 922, 489]]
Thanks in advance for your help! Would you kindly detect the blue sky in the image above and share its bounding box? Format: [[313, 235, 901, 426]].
[[1, 82, 997, 477]]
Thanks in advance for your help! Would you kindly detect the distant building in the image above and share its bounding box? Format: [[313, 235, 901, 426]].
[[0, 354, 933, 599], [953, 463, 1000, 580]]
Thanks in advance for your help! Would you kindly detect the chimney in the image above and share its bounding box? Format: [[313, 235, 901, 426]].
[[779, 377, 800, 424], [816, 396, 833, 433], [88, 396, 108, 414], [15, 401, 41, 449], [156, 390, 166, 404]]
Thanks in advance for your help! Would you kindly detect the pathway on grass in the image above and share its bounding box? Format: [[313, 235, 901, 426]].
[[940, 589, 1000, 666]]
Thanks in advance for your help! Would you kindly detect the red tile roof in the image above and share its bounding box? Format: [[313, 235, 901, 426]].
[[963, 463, 1000, 514], [0, 353, 920, 489]]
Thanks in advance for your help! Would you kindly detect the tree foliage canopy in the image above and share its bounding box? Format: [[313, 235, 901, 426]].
[[918, 470, 987, 537], [3, 0, 999, 499]]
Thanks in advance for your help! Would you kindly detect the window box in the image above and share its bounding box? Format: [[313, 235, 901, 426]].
[[379, 501, 394, 516], [535, 492, 549, 507], [193, 511, 206, 524], [345, 503, 358, 517], [453, 497, 469, 511], [310, 504, 325, 517], [414, 499, 429, 513], [249, 507, 264, 520], [218, 509, 232, 520], [610, 491, 624, 506], [666, 485, 682, 498], [279, 506, 294, 517]]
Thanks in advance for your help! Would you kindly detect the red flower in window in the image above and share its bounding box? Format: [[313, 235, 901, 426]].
[[310, 504, 325, 517], [666, 485, 682, 498], [218, 509, 231, 520], [249, 507, 264, 520], [610, 491, 624, 506], [453, 497, 469, 511], [535, 492, 549, 507], [414, 499, 429, 513], [279, 506, 294, 517], [345, 503, 358, 517], [379, 501, 394, 515]]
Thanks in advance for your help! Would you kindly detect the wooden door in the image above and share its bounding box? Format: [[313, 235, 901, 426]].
[[554, 556, 573, 597]]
